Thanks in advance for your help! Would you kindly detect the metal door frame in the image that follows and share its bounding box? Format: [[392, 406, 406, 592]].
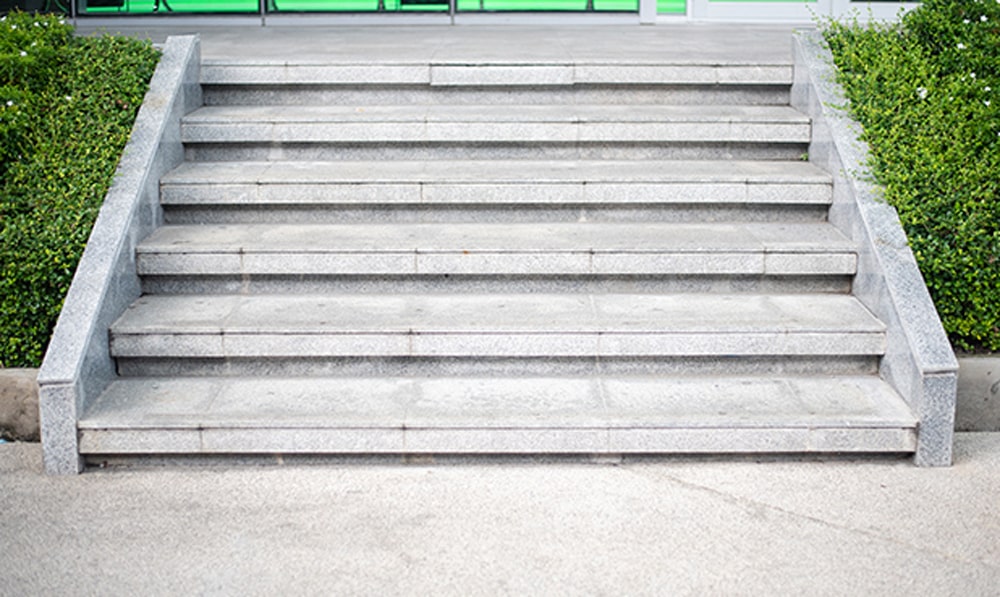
[[680, 0, 919, 22]]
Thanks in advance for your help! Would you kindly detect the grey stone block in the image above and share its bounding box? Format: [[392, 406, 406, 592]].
[[201, 64, 431, 85], [37, 35, 203, 474], [430, 65, 574, 86], [792, 31, 959, 465]]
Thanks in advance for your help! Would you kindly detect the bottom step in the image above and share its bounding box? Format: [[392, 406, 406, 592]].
[[80, 377, 917, 455]]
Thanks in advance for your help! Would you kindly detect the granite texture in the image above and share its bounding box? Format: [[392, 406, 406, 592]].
[[36, 27, 957, 468], [791, 31, 959, 466], [134, 221, 856, 278], [201, 84, 792, 108], [179, 104, 811, 145], [76, 375, 916, 456], [36, 35, 203, 474]]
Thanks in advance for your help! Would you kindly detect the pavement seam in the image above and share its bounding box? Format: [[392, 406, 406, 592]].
[[621, 465, 1000, 573]]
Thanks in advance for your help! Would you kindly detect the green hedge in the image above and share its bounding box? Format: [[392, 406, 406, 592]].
[[0, 11, 159, 367], [824, 0, 999, 352]]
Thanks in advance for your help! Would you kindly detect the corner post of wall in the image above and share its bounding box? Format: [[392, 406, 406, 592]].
[[639, 0, 656, 24]]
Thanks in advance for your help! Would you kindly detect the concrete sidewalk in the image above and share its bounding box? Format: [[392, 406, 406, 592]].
[[2, 436, 998, 595], [77, 23, 801, 64]]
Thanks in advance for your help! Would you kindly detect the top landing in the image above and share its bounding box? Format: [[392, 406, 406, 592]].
[[76, 24, 801, 66]]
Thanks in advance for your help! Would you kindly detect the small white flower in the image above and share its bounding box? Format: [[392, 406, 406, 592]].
[[971, 72, 977, 79], [11, 24, 16, 30], [987, 86, 993, 92], [964, 18, 971, 24], [64, 96, 72, 101], [917, 86, 929, 99], [986, 100, 992, 107], [19, 51, 27, 57], [982, 15, 989, 21], [6, 100, 13, 107], [958, 43, 967, 49]]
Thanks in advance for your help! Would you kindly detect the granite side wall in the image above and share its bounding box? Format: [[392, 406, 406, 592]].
[[36, 35, 202, 474], [792, 30, 959, 466]]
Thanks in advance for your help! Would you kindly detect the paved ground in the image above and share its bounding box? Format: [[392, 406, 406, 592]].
[[2, 435, 998, 595], [76, 23, 801, 64]]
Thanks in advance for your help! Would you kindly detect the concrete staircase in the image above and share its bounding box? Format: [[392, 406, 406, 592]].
[[77, 59, 918, 459]]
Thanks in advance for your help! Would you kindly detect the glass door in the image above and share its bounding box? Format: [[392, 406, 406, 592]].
[[831, 0, 920, 21], [689, 0, 832, 21], [455, 0, 637, 11]]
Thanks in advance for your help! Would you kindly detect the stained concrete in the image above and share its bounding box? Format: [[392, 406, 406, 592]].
[[2, 434, 999, 594], [0, 369, 39, 441], [957, 356, 1000, 432]]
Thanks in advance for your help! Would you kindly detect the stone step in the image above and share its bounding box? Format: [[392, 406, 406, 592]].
[[78, 375, 916, 456], [199, 61, 793, 88], [109, 293, 886, 360], [140, 274, 853, 298], [181, 104, 811, 146], [202, 83, 791, 108], [136, 222, 856, 277], [161, 159, 830, 204], [185, 139, 804, 163], [114, 354, 880, 380], [162, 159, 830, 223]]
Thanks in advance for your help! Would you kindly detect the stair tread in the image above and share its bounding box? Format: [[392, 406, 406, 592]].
[[181, 104, 811, 145], [200, 61, 792, 86], [162, 159, 831, 186], [138, 222, 854, 254], [184, 104, 810, 124], [81, 375, 916, 430], [111, 293, 884, 336]]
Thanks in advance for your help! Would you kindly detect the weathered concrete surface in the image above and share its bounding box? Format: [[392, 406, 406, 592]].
[[957, 355, 1000, 432], [0, 369, 39, 441], [1, 434, 998, 594], [7, 357, 997, 440]]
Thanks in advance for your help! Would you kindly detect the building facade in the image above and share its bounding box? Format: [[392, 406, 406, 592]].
[[5, 0, 920, 24]]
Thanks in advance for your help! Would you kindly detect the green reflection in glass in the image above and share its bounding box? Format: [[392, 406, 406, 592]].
[[81, 0, 257, 13], [657, 0, 684, 13], [79, 0, 644, 12]]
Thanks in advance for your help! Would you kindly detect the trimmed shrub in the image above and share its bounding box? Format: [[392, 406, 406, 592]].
[[824, 0, 1000, 352], [0, 11, 159, 367]]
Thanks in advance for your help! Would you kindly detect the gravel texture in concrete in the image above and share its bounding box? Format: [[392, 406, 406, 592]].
[[2, 434, 999, 594]]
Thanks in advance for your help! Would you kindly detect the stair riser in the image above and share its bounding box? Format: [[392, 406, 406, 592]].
[[110, 332, 886, 360], [202, 84, 791, 107], [162, 204, 831, 225], [136, 251, 856, 278], [198, 64, 793, 88], [141, 274, 853, 297], [114, 355, 881, 379], [181, 122, 811, 146], [184, 142, 809, 162], [78, 427, 917, 456], [161, 181, 831, 208]]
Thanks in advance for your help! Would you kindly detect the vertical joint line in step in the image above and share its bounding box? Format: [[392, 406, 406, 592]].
[[239, 248, 250, 294]]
